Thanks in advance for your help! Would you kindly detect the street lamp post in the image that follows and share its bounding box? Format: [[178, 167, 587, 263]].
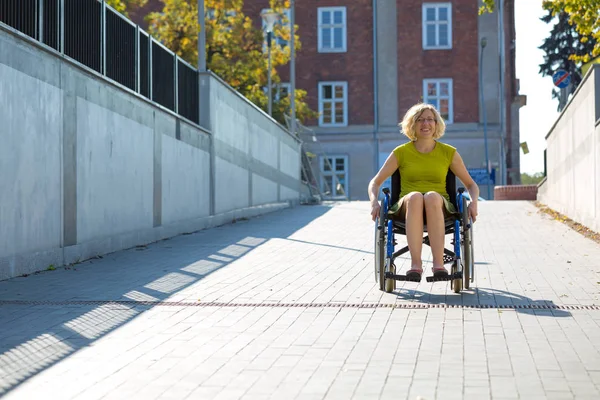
[[261, 9, 279, 117], [197, 0, 206, 72], [479, 37, 492, 200], [289, 0, 296, 135]]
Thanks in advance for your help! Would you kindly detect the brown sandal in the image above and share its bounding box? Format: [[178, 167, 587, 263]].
[[405, 268, 423, 281], [432, 266, 449, 278]]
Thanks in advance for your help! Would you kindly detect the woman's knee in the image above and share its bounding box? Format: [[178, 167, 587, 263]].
[[405, 192, 424, 208], [423, 191, 443, 208]]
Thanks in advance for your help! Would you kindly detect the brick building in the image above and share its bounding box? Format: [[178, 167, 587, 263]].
[[132, 0, 525, 200]]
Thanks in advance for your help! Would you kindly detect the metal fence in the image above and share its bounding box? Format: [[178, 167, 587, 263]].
[[0, 0, 199, 124]]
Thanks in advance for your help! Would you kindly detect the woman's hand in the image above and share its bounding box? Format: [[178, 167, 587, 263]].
[[468, 202, 478, 223], [371, 202, 381, 222]]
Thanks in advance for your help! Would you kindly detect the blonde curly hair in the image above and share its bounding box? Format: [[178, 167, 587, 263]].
[[399, 103, 446, 141]]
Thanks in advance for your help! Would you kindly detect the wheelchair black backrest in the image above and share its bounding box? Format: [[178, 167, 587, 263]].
[[390, 169, 457, 207]]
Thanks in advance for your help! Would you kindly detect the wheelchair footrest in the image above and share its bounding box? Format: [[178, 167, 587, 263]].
[[385, 273, 421, 282], [425, 271, 463, 282]]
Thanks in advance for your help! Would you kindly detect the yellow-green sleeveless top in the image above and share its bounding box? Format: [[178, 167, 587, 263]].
[[392, 141, 456, 201]]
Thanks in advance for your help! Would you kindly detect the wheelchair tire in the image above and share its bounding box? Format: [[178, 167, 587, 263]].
[[452, 260, 462, 293], [375, 202, 386, 291], [385, 260, 395, 293], [461, 197, 473, 290]]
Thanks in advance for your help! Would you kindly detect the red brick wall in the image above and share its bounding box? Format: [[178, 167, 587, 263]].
[[397, 0, 479, 123], [244, 0, 375, 126], [134, 0, 481, 127], [494, 185, 537, 201]]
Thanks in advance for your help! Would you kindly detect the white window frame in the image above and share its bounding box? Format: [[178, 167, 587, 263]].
[[320, 155, 349, 199], [261, 8, 290, 48], [262, 83, 291, 102], [423, 78, 454, 123], [318, 7, 347, 53], [422, 3, 452, 50], [206, 9, 236, 20], [276, 82, 291, 101], [318, 81, 348, 127]]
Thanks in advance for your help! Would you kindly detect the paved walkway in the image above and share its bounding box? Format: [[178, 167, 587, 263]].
[[1, 201, 600, 400]]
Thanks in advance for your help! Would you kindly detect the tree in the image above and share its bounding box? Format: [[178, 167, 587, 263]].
[[105, 0, 147, 17], [539, 9, 596, 105], [521, 172, 544, 185], [144, 0, 317, 126], [481, 0, 600, 63], [543, 0, 600, 63]]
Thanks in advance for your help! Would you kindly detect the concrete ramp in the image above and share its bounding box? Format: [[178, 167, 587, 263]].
[[1, 201, 600, 399]]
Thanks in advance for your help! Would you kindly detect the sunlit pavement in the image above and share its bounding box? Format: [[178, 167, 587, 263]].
[[1, 201, 600, 400]]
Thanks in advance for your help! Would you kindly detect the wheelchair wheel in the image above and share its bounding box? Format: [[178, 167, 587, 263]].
[[385, 259, 395, 293], [374, 203, 386, 291], [452, 260, 462, 293], [461, 197, 473, 289]]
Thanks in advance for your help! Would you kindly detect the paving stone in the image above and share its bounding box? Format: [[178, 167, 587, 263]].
[[0, 202, 599, 399]]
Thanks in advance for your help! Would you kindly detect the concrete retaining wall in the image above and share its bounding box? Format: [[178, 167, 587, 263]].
[[0, 25, 301, 280], [537, 65, 600, 233]]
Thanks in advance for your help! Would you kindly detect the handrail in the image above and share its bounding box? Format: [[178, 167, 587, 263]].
[[0, 0, 199, 124]]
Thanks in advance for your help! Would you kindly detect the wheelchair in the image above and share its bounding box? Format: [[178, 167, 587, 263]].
[[374, 169, 474, 293]]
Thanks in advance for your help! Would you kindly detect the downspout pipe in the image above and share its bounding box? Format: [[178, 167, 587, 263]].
[[373, 0, 379, 175], [498, 0, 507, 185]]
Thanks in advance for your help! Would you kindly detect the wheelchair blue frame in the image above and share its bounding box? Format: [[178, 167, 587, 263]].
[[375, 169, 474, 292], [382, 190, 466, 261]]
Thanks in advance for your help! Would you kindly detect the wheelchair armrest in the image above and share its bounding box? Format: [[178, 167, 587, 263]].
[[382, 187, 390, 195], [457, 187, 466, 193]]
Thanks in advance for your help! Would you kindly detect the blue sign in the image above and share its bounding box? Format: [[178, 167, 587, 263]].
[[552, 69, 571, 89], [468, 168, 495, 186]]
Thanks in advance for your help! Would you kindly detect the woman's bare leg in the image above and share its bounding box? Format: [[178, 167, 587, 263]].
[[424, 191, 447, 272], [404, 192, 425, 271]]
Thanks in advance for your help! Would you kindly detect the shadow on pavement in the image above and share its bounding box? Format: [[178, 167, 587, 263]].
[[392, 286, 573, 317], [0, 204, 334, 397]]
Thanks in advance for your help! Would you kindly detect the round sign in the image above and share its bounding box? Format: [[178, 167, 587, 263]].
[[552, 69, 571, 89]]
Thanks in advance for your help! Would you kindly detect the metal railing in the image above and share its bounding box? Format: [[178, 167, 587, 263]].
[[0, 0, 199, 124]]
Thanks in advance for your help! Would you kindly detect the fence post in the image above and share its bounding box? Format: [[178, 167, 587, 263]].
[[101, 0, 106, 75], [38, 0, 44, 43], [174, 55, 178, 114], [135, 25, 140, 93], [149, 38, 153, 101], [59, 0, 64, 53]]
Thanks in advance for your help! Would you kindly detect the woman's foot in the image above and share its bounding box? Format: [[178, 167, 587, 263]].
[[432, 265, 448, 277], [406, 264, 423, 281]]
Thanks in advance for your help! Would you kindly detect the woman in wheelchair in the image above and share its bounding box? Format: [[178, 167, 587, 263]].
[[368, 103, 479, 282]]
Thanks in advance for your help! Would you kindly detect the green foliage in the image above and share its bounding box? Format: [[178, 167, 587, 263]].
[[538, 9, 595, 107], [145, 0, 317, 126], [521, 172, 545, 185], [479, 0, 495, 14], [542, 0, 600, 63], [481, 0, 600, 63], [105, 0, 147, 16]]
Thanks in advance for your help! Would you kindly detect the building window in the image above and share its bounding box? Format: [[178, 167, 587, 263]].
[[261, 8, 290, 48], [277, 83, 290, 101], [423, 79, 453, 123], [263, 83, 290, 102], [318, 7, 347, 52], [318, 82, 348, 127], [206, 9, 237, 21], [320, 155, 348, 198], [422, 3, 452, 49]]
